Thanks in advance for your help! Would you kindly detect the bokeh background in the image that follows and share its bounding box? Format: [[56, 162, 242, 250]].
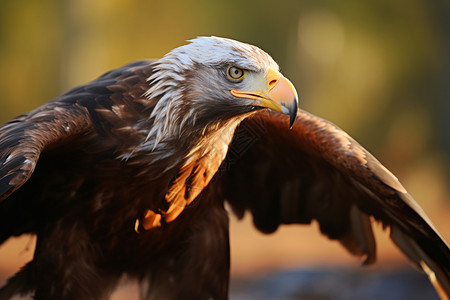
[[0, 0, 449, 299]]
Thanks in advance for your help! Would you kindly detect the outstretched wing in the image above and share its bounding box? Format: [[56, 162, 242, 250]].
[[0, 61, 155, 242], [0, 60, 154, 202], [0, 102, 91, 201], [222, 109, 450, 298]]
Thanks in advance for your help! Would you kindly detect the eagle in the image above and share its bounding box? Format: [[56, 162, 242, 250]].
[[0, 36, 448, 300]]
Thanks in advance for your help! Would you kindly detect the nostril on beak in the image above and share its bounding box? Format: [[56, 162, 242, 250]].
[[268, 79, 278, 88]]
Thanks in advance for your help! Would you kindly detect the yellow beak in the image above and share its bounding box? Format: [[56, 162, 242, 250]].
[[230, 68, 298, 128]]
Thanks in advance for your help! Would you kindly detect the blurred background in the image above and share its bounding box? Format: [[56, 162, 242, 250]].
[[0, 0, 449, 299]]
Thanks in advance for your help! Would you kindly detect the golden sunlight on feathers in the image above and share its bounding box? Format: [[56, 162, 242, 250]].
[[0, 37, 448, 300]]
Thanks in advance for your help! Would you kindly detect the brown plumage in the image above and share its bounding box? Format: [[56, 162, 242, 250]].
[[0, 37, 448, 300]]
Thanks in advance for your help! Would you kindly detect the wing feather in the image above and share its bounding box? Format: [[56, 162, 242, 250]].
[[222, 109, 450, 296], [0, 60, 156, 244], [0, 103, 91, 201], [0, 60, 154, 203]]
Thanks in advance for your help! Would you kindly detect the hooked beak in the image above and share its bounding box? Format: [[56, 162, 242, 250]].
[[231, 68, 299, 128]]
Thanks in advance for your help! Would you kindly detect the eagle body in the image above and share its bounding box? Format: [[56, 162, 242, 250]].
[[0, 37, 449, 299], [0, 60, 233, 299]]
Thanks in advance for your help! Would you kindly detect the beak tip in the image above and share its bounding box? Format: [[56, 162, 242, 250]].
[[288, 98, 298, 129]]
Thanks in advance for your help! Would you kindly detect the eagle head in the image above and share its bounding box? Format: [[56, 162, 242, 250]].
[[144, 36, 298, 146], [136, 37, 299, 225]]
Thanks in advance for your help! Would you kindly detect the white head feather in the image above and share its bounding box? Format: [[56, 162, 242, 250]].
[[141, 37, 278, 151]]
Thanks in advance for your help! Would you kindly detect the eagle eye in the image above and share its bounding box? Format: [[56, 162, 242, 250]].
[[227, 66, 245, 81]]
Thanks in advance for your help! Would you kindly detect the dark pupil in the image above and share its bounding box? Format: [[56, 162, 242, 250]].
[[231, 68, 241, 78]]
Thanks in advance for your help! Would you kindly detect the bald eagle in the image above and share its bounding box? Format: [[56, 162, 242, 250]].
[[0, 37, 448, 300]]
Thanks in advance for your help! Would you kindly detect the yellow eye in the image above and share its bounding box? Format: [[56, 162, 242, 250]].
[[227, 66, 245, 80]]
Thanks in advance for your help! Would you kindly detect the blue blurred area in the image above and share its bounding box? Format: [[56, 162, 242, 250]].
[[231, 267, 439, 300]]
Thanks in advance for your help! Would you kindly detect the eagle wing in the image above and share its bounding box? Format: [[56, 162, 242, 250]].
[[223, 109, 450, 297], [0, 60, 155, 202], [0, 102, 91, 202], [0, 61, 157, 243]]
